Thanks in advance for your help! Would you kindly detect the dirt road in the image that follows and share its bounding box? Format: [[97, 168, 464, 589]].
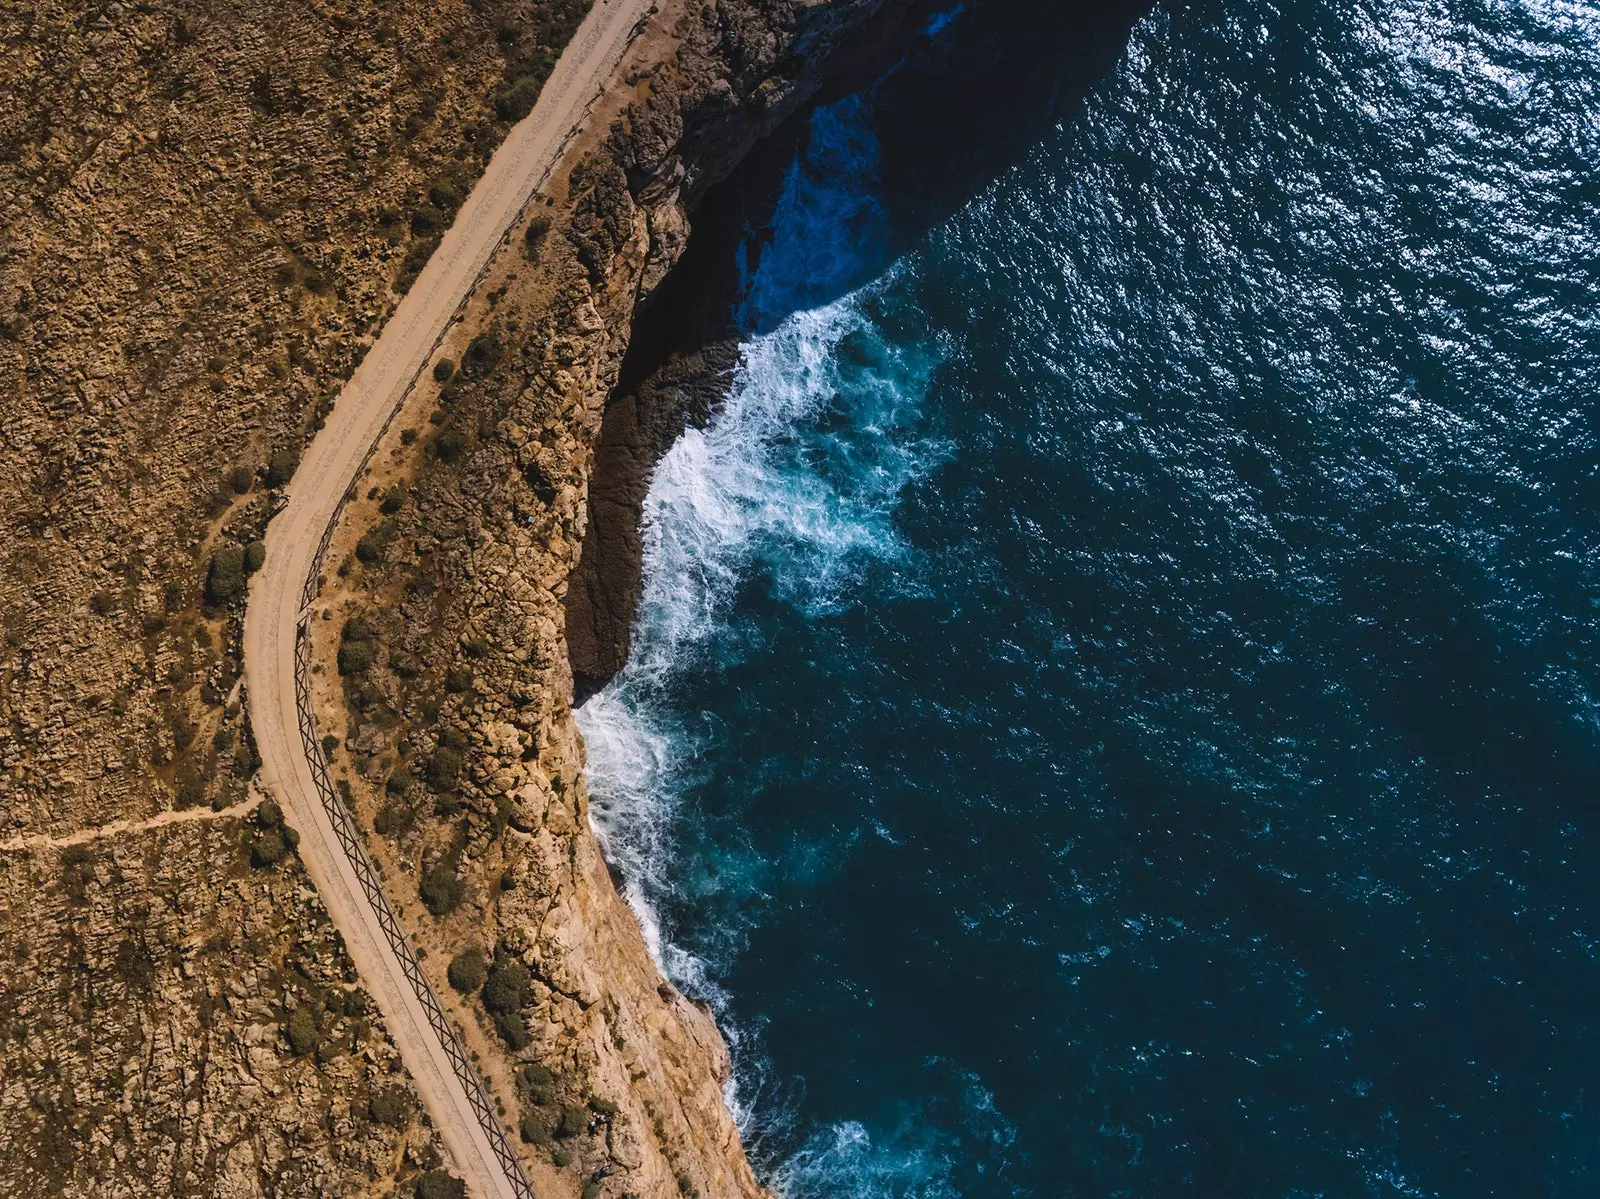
[[242, 3, 651, 1195]]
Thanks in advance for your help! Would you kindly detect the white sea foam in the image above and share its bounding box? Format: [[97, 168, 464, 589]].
[[575, 88, 952, 1198]]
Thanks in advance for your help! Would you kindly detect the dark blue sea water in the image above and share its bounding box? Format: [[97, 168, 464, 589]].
[[578, 1, 1600, 1194]]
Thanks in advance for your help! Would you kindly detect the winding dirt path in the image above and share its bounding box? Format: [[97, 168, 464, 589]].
[[0, 794, 261, 854], [242, 3, 651, 1196]]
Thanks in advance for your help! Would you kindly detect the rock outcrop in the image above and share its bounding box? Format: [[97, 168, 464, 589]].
[[310, 2, 927, 1197]]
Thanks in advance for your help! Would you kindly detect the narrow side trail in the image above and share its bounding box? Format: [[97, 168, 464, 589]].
[[242, 3, 651, 1196], [0, 794, 261, 854]]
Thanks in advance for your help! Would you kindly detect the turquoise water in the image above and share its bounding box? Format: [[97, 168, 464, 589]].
[[579, 1, 1600, 1194]]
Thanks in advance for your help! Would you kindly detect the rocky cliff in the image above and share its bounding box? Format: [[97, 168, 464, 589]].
[[309, 2, 926, 1197]]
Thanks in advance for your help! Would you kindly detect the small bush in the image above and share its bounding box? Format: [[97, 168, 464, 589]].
[[420, 863, 461, 915], [411, 203, 446, 236], [415, 1169, 464, 1199], [286, 1006, 317, 1056], [434, 428, 467, 463], [258, 798, 283, 827], [380, 487, 405, 515], [520, 1064, 555, 1104], [338, 638, 376, 674], [428, 180, 464, 211], [175, 768, 206, 809], [252, 828, 288, 867], [432, 359, 455, 383], [368, 1087, 412, 1128], [523, 215, 552, 260], [428, 745, 464, 789], [244, 540, 266, 573], [581, 1183, 602, 1199], [354, 533, 386, 565], [396, 236, 440, 292], [228, 465, 255, 494], [495, 1009, 531, 1049], [496, 75, 541, 121], [264, 446, 299, 488], [447, 948, 486, 993], [339, 619, 378, 675], [556, 1104, 588, 1139], [589, 1097, 619, 1118], [483, 957, 532, 1014], [373, 801, 411, 835], [207, 546, 246, 603], [519, 1111, 552, 1144], [461, 331, 503, 378], [444, 667, 472, 694], [552, 1148, 573, 1168]]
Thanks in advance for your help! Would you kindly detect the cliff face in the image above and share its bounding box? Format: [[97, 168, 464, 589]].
[[310, 2, 921, 1196]]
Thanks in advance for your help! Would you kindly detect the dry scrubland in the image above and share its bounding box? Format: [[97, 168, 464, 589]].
[[0, 0, 589, 1193], [0, 0, 913, 1194]]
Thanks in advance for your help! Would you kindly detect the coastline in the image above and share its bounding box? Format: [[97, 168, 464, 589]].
[[305, 2, 931, 1195]]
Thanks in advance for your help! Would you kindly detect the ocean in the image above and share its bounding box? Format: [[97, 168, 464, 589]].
[[578, 0, 1600, 1194]]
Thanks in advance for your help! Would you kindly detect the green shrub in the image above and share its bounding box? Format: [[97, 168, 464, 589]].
[[447, 948, 486, 993], [339, 619, 378, 675], [589, 1097, 619, 1118], [419, 863, 461, 915], [432, 359, 455, 383], [415, 1169, 464, 1199], [428, 745, 464, 789], [338, 638, 376, 674], [434, 428, 467, 463], [368, 1086, 412, 1128], [428, 180, 464, 211], [461, 331, 503, 378], [552, 1148, 573, 1168], [555, 1104, 588, 1139], [395, 236, 440, 292], [519, 1110, 552, 1144], [373, 801, 411, 835], [483, 957, 531, 1013], [495, 1009, 531, 1049], [251, 828, 288, 867], [258, 798, 283, 827], [175, 767, 206, 809], [206, 545, 246, 603], [228, 465, 255, 493], [523, 215, 552, 259], [264, 446, 299, 488], [286, 1006, 317, 1056], [495, 75, 541, 121], [380, 487, 405, 515], [411, 203, 446, 236], [244, 540, 266, 573], [581, 1182, 602, 1199], [354, 533, 387, 565], [520, 1064, 555, 1104]]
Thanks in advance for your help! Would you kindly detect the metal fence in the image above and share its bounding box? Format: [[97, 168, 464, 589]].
[[278, 127, 582, 1199], [292, 624, 537, 1199], [273, 63, 636, 1193]]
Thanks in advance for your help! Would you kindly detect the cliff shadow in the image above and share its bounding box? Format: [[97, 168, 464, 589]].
[[568, 0, 1155, 698]]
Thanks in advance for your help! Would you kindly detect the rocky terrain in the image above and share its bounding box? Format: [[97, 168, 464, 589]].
[[0, 810, 449, 1198], [0, 0, 589, 1193], [305, 1, 928, 1196]]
